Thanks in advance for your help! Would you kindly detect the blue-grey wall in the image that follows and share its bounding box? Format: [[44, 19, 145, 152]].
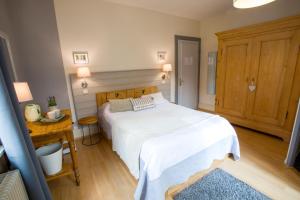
[[0, 0, 70, 111], [0, 0, 23, 81]]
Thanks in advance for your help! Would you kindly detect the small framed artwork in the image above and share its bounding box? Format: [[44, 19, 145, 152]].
[[73, 51, 89, 64], [157, 51, 167, 63]]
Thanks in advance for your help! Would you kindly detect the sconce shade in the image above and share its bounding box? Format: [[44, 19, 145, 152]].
[[77, 67, 91, 78], [162, 64, 172, 72], [233, 0, 276, 8], [13, 82, 33, 103]]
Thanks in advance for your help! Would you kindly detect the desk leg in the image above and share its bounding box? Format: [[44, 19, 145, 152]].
[[66, 131, 80, 186]]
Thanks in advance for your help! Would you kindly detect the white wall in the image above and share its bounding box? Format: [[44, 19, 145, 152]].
[[199, 0, 300, 111], [54, 0, 300, 116], [54, 0, 201, 121]]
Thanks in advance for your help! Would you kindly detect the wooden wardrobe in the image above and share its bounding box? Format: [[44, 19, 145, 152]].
[[215, 15, 300, 142]]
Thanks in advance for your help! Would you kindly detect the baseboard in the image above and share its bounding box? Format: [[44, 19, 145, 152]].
[[73, 125, 99, 138], [73, 127, 82, 139]]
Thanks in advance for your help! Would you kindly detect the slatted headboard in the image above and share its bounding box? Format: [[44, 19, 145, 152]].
[[70, 69, 170, 119], [96, 86, 158, 107]]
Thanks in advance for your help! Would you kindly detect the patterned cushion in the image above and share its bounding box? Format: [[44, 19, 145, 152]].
[[130, 96, 155, 111], [109, 98, 133, 113]]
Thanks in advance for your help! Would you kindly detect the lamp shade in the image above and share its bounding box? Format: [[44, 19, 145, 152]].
[[77, 67, 91, 78], [13, 82, 33, 103], [233, 0, 276, 9], [162, 64, 172, 72]]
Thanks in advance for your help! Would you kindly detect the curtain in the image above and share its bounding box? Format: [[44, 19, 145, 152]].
[[286, 99, 300, 168], [0, 38, 52, 199]]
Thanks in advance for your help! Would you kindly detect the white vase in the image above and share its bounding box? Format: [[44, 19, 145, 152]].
[[25, 104, 41, 122], [48, 106, 58, 112]]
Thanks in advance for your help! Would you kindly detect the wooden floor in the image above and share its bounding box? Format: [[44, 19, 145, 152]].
[[48, 126, 300, 200]]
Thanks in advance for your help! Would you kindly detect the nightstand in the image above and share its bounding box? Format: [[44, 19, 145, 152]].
[[27, 109, 80, 185]]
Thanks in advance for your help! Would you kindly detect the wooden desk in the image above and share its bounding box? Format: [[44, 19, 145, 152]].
[[27, 109, 80, 185]]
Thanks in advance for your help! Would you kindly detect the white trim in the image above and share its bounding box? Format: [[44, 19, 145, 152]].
[[72, 125, 99, 139], [0, 30, 18, 81], [73, 127, 82, 139]]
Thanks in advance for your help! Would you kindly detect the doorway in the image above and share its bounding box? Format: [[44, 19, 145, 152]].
[[175, 35, 200, 109]]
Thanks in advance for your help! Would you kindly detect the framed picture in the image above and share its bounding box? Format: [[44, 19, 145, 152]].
[[157, 51, 166, 63], [73, 51, 89, 64]]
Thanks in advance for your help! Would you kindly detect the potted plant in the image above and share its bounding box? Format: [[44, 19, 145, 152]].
[[48, 96, 58, 111]]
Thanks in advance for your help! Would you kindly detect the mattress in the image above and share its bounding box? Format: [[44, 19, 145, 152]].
[[98, 104, 113, 139], [98, 102, 239, 179]]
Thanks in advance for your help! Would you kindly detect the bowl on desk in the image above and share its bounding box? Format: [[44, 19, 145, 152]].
[[40, 110, 65, 123], [47, 109, 61, 120]]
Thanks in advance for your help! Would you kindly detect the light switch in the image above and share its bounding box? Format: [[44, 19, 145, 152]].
[[83, 88, 89, 94]]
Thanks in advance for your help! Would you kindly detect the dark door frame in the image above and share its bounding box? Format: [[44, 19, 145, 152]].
[[175, 35, 201, 106]]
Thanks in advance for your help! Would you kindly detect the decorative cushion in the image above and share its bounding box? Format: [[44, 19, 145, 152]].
[[142, 92, 168, 105], [109, 98, 133, 113], [130, 96, 155, 111]]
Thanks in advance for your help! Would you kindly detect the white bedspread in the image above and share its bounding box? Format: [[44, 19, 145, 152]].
[[101, 102, 238, 179], [140, 115, 237, 181]]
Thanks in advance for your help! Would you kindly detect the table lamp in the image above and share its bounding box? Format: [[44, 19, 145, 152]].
[[13, 82, 33, 103], [13, 82, 41, 124]]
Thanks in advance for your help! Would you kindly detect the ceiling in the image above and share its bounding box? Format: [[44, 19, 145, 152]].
[[104, 0, 233, 21]]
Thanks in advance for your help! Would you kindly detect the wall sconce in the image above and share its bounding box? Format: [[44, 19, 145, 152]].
[[77, 67, 91, 88], [157, 51, 166, 63], [162, 64, 172, 83], [73, 51, 89, 64]]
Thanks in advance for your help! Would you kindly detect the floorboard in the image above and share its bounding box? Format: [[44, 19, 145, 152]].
[[48, 126, 300, 200]]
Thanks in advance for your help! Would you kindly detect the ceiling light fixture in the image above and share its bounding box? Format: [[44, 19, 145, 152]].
[[233, 0, 276, 9]]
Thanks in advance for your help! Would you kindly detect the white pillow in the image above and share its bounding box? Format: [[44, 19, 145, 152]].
[[142, 92, 168, 105], [130, 96, 155, 111]]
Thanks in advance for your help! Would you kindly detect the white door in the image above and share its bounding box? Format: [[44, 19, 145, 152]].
[[177, 39, 200, 109]]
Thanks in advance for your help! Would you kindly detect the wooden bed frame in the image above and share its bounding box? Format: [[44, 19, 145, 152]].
[[96, 86, 158, 107], [95, 85, 233, 199]]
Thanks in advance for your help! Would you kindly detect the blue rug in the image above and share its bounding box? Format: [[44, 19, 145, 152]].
[[174, 168, 270, 200]]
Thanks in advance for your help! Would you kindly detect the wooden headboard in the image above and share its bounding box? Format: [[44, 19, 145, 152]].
[[96, 86, 158, 107]]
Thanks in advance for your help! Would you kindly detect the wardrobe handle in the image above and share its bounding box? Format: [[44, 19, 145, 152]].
[[215, 98, 219, 105], [248, 78, 256, 92]]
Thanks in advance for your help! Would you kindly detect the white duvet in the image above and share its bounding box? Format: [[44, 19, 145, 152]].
[[101, 102, 239, 179]]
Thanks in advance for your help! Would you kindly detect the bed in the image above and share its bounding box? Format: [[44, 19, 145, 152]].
[[96, 86, 240, 200]]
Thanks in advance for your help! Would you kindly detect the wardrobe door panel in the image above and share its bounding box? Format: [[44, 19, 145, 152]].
[[247, 31, 296, 126], [216, 39, 251, 118]]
